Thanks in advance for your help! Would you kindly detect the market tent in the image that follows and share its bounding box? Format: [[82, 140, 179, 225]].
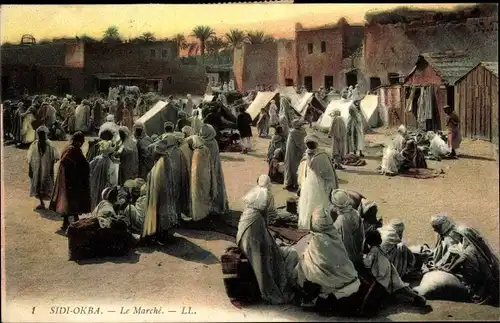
[[294, 93, 326, 121], [316, 97, 378, 132], [277, 86, 301, 108], [316, 99, 353, 132], [136, 100, 179, 136], [202, 95, 216, 103], [245, 91, 279, 120], [360, 94, 381, 128]]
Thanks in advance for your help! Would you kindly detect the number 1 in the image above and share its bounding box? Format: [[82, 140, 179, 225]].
[[32, 307, 35, 314]]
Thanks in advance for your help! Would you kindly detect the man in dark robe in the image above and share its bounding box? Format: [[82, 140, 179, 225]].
[[92, 99, 104, 134], [117, 126, 139, 185], [115, 98, 124, 124], [176, 112, 191, 132], [283, 119, 307, 191], [133, 123, 154, 180], [267, 125, 287, 162], [236, 106, 253, 154], [444, 105, 461, 158], [2, 101, 12, 140], [400, 140, 427, 170], [50, 132, 92, 231]]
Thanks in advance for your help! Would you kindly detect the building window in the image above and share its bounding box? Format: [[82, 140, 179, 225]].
[[369, 77, 382, 91], [307, 43, 313, 54], [321, 41, 326, 53], [150, 49, 156, 57], [388, 73, 399, 85], [162, 49, 168, 58]]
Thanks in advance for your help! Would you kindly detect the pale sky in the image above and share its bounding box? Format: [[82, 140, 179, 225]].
[[1, 4, 468, 44]]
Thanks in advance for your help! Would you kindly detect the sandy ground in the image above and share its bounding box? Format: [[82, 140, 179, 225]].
[[2, 127, 499, 322]]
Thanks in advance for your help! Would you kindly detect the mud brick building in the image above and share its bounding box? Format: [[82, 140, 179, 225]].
[[362, 16, 498, 91], [232, 39, 296, 92], [1, 39, 207, 99], [295, 22, 364, 92]]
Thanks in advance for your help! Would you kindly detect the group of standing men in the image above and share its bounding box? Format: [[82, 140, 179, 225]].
[[26, 94, 231, 247]]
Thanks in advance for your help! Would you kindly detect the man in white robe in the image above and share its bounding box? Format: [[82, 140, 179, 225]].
[[283, 119, 306, 191], [296, 207, 361, 309], [28, 126, 60, 209], [268, 100, 279, 127], [346, 101, 365, 157], [298, 135, 339, 230], [328, 109, 347, 169], [184, 94, 194, 116], [75, 100, 92, 133]]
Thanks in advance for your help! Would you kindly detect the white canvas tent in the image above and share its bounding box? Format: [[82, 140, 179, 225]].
[[245, 91, 279, 120], [359, 94, 380, 128], [202, 94, 215, 103], [277, 86, 301, 108], [316, 95, 380, 132], [317, 99, 354, 132], [294, 92, 314, 115], [136, 100, 179, 136]]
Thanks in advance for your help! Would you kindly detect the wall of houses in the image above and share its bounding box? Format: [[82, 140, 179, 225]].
[[295, 27, 344, 91], [362, 17, 498, 87], [1, 43, 68, 66], [455, 65, 499, 143], [277, 39, 297, 86], [83, 41, 205, 95], [232, 43, 279, 92], [362, 24, 419, 86]]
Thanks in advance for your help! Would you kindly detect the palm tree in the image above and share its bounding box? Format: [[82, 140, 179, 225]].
[[246, 30, 266, 44], [102, 25, 122, 42], [206, 36, 227, 55], [137, 32, 156, 42], [263, 35, 276, 43], [224, 29, 247, 49], [190, 25, 216, 60], [173, 33, 187, 55]]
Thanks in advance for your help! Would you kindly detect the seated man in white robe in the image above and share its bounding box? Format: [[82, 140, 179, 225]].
[[378, 219, 416, 280], [237, 175, 299, 305], [363, 229, 427, 308], [331, 189, 365, 268], [295, 207, 361, 313]]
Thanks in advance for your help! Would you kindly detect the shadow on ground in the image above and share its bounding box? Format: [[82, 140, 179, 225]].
[[76, 251, 141, 265], [457, 154, 497, 162], [220, 155, 246, 162], [342, 168, 381, 176], [34, 209, 62, 221], [158, 236, 220, 265]]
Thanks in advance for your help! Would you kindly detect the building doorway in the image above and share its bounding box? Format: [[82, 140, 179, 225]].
[[304, 76, 312, 92], [346, 71, 358, 87], [57, 78, 71, 96], [285, 78, 294, 86], [446, 86, 455, 110], [324, 75, 333, 90]]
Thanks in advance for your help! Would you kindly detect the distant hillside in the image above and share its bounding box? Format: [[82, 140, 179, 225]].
[[365, 3, 498, 25]]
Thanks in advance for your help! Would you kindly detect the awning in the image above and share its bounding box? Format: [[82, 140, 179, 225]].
[[94, 73, 146, 80]]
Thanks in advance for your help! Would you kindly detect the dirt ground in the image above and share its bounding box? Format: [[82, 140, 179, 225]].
[[2, 126, 499, 322]]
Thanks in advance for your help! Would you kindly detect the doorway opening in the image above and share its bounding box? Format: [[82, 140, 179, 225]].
[[324, 75, 333, 90], [304, 76, 312, 92], [346, 71, 357, 87]]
